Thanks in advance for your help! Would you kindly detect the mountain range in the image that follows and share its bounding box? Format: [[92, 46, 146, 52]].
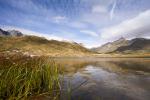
[[0, 28, 150, 56], [92, 37, 150, 54]]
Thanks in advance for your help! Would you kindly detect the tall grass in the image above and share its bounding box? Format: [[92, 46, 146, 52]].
[[0, 56, 61, 100]]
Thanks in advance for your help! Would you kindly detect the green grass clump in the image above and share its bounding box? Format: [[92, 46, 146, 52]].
[[0, 56, 61, 100]]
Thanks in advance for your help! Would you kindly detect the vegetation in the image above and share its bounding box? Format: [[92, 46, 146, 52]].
[[0, 36, 92, 56], [0, 55, 61, 100]]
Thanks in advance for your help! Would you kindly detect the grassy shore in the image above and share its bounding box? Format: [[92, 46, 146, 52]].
[[0, 55, 61, 100]]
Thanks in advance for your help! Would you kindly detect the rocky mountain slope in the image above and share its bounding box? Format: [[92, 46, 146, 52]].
[[92, 37, 150, 54], [115, 38, 150, 53], [92, 37, 129, 53], [0, 28, 92, 56]]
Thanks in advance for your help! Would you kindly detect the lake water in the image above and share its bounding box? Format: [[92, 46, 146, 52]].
[[54, 58, 150, 100]]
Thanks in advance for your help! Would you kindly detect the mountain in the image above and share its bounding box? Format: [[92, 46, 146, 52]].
[[8, 30, 23, 36], [0, 28, 23, 37], [92, 37, 150, 54], [0, 28, 10, 36], [92, 37, 129, 53], [115, 38, 150, 53], [0, 28, 92, 56]]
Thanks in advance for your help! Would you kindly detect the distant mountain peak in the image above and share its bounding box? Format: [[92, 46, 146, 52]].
[[0, 28, 23, 37], [119, 37, 125, 40], [114, 37, 126, 43], [8, 30, 23, 36], [0, 28, 10, 36]]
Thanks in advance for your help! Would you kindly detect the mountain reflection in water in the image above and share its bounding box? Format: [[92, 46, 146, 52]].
[[55, 58, 150, 100]]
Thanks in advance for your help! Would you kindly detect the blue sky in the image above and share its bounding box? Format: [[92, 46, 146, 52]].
[[0, 0, 150, 48]]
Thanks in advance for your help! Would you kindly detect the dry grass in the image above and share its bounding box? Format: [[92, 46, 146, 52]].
[[0, 36, 92, 56]]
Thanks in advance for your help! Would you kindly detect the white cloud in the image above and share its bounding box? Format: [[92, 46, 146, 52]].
[[52, 16, 66, 24], [101, 10, 150, 40], [81, 12, 110, 28], [70, 22, 87, 29], [92, 5, 107, 13], [81, 0, 112, 28], [80, 30, 98, 37]]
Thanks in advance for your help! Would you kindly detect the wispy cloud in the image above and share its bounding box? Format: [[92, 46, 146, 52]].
[[110, 0, 117, 20], [92, 5, 107, 13], [80, 30, 98, 37], [0, 0, 150, 47], [52, 16, 66, 24], [101, 10, 150, 40], [70, 22, 88, 29]]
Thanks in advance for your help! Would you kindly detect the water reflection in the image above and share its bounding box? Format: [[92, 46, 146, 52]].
[[55, 58, 150, 100]]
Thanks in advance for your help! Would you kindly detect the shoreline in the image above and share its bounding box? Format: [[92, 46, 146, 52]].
[[0, 51, 150, 58]]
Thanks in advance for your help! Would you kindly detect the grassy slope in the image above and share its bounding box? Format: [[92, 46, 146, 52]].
[[0, 36, 93, 56]]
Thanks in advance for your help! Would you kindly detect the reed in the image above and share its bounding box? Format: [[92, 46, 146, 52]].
[[0, 56, 61, 100]]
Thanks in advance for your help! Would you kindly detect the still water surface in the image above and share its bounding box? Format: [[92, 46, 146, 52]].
[[55, 58, 150, 100]]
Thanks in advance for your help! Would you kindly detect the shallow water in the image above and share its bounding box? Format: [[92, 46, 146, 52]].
[[54, 58, 150, 100]]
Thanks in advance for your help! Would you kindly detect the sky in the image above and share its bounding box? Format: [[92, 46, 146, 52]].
[[0, 0, 150, 48]]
